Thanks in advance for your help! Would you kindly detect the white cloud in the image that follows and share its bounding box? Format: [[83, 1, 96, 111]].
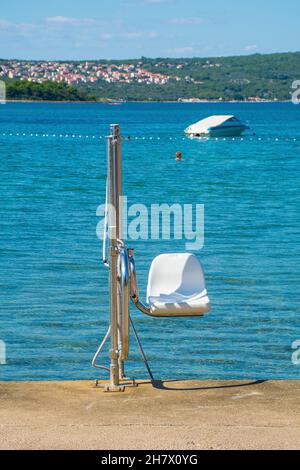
[[245, 44, 258, 52], [46, 16, 96, 26], [101, 33, 113, 40], [142, 0, 171, 4], [0, 20, 39, 37], [0, 16, 157, 46], [170, 17, 205, 25], [148, 31, 159, 38], [47, 16, 79, 24], [168, 46, 194, 55], [121, 31, 159, 39], [0, 20, 12, 29], [122, 31, 144, 39]]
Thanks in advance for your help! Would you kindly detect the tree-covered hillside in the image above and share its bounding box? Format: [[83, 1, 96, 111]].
[[5, 80, 95, 101], [2, 52, 300, 101], [81, 52, 300, 101]]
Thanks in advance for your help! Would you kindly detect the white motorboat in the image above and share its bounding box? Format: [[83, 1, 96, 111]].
[[185, 115, 249, 137]]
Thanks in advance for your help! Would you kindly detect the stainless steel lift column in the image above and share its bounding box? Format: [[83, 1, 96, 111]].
[[105, 124, 125, 392]]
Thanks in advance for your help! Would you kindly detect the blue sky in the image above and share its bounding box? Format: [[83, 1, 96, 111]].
[[0, 0, 299, 60]]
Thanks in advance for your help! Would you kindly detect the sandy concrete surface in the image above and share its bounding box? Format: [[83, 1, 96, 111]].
[[0, 380, 299, 450]]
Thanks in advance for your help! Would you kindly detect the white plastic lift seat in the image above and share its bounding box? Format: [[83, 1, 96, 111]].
[[146, 253, 211, 317]]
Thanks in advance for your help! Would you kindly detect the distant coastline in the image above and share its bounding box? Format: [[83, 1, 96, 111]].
[[1, 52, 299, 102], [4, 99, 290, 104]]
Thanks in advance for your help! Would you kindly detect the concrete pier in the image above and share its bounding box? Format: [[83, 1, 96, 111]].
[[0, 380, 299, 450]]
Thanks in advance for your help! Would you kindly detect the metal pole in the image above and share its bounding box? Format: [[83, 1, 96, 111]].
[[111, 125, 126, 379], [113, 124, 122, 241], [105, 128, 124, 392], [95, 124, 150, 390]]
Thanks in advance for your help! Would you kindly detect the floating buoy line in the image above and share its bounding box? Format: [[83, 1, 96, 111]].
[[0, 132, 299, 143]]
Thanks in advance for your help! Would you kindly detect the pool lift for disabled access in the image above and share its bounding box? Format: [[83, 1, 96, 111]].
[[93, 124, 211, 392]]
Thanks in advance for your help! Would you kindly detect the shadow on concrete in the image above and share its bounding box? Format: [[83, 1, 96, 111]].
[[150, 379, 267, 392]]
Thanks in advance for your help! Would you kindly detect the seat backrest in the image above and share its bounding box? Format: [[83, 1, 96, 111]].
[[147, 253, 206, 300]]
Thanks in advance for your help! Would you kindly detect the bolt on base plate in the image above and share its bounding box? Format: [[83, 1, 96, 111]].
[[103, 384, 125, 393], [95, 379, 137, 392]]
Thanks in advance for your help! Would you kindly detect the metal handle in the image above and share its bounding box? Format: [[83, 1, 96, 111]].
[[128, 249, 151, 316], [118, 247, 130, 360]]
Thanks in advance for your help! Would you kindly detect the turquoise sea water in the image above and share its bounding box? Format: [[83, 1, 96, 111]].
[[0, 102, 299, 381]]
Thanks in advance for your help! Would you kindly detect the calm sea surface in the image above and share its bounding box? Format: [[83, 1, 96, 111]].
[[0, 102, 299, 381]]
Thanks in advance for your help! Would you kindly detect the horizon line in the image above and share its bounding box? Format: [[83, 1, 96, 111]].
[[0, 50, 299, 63]]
